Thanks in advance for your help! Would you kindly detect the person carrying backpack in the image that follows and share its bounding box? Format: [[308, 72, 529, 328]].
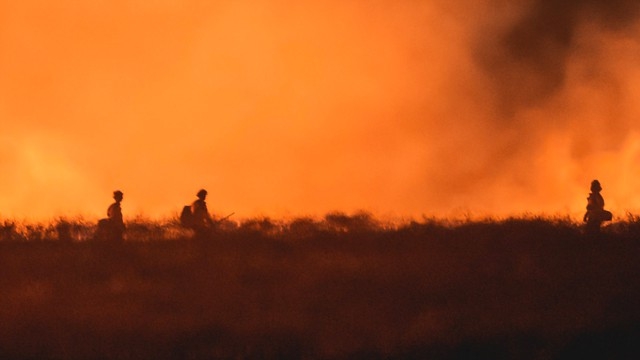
[[107, 190, 125, 241], [185, 189, 213, 239], [583, 180, 612, 235], [96, 190, 125, 241]]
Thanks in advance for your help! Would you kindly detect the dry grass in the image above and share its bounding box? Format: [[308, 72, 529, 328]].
[[0, 213, 639, 359]]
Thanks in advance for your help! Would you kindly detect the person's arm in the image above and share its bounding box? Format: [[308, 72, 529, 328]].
[[204, 204, 213, 225]]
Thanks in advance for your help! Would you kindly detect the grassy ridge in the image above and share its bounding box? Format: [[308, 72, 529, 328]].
[[0, 214, 639, 359]]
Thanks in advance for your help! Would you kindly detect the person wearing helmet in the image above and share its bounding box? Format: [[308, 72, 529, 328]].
[[583, 180, 611, 235], [107, 190, 125, 241], [191, 189, 213, 239]]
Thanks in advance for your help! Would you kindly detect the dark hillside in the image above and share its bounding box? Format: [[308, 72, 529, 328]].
[[0, 214, 639, 359]]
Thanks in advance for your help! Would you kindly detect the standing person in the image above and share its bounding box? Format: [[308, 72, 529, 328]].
[[583, 180, 611, 235], [191, 189, 213, 239], [107, 190, 125, 241]]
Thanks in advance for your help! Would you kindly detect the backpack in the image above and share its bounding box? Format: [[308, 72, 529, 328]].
[[180, 205, 194, 228]]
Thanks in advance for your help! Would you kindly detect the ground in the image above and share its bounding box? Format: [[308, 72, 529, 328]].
[[0, 215, 639, 359]]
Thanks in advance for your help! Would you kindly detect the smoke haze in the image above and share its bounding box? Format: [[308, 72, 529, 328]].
[[1, 0, 640, 220]]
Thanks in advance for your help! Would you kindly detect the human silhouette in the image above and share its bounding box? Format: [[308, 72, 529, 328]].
[[190, 189, 213, 239], [107, 190, 125, 241], [583, 180, 611, 235]]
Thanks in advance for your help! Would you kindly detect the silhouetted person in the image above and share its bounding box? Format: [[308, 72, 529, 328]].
[[191, 189, 213, 239], [107, 190, 125, 241], [583, 180, 611, 235]]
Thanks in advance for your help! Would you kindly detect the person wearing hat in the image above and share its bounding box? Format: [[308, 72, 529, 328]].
[[191, 189, 213, 239], [107, 190, 125, 241], [583, 180, 611, 235]]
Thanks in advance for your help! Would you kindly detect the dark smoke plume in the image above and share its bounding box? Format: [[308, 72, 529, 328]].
[[477, 0, 640, 115]]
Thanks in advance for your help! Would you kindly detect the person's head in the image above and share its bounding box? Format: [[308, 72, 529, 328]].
[[113, 190, 124, 202], [197, 189, 208, 200], [590, 180, 602, 193]]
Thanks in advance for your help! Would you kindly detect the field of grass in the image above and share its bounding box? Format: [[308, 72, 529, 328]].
[[1, 213, 639, 359]]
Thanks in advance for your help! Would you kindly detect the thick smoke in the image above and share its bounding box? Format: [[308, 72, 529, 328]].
[[477, 0, 640, 113], [2, 0, 640, 220], [438, 0, 640, 216]]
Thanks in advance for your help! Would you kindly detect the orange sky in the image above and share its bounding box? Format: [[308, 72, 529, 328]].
[[1, 0, 640, 221]]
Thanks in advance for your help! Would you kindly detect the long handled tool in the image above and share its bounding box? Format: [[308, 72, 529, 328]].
[[214, 212, 235, 223]]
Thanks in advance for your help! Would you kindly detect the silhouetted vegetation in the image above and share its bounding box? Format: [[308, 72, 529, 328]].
[[1, 213, 639, 359]]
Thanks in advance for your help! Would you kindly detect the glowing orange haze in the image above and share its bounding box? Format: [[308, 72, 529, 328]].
[[1, 0, 640, 221]]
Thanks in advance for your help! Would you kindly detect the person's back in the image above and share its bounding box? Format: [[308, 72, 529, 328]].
[[108, 202, 123, 224]]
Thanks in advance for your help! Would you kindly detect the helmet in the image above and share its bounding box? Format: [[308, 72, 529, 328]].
[[113, 190, 124, 199], [197, 189, 208, 198], [590, 180, 602, 192]]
